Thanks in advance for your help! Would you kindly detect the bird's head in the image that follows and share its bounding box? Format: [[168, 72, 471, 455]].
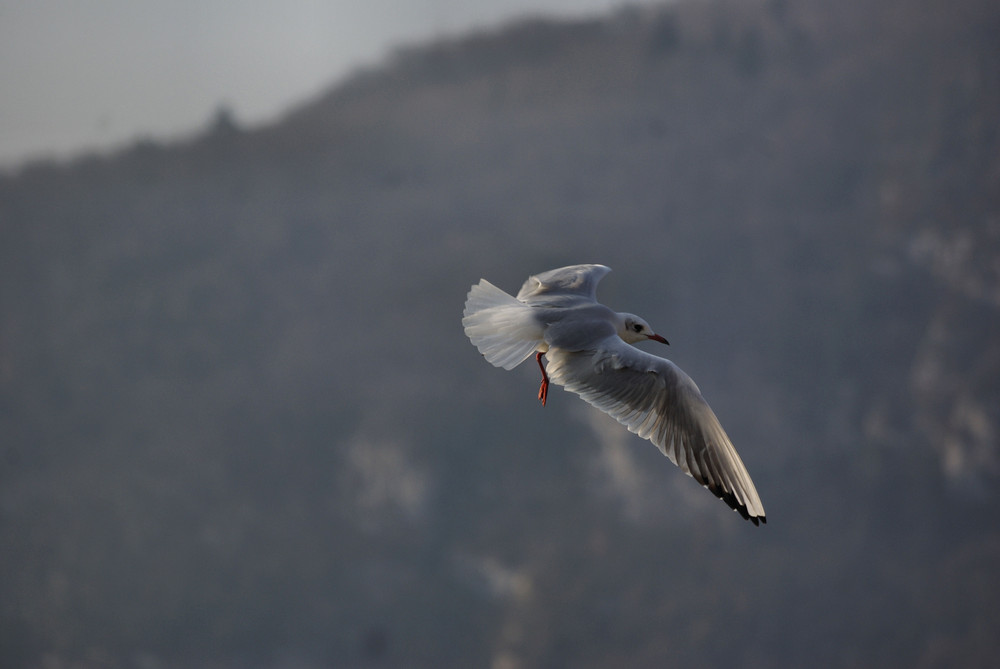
[[618, 313, 669, 346]]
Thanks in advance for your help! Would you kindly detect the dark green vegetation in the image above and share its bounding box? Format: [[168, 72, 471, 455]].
[[2, 0, 998, 666]]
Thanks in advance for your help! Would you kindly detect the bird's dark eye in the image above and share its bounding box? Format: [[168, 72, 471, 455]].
[[633, 323, 643, 332]]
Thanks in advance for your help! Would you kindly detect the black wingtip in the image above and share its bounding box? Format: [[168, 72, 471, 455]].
[[713, 488, 765, 526]]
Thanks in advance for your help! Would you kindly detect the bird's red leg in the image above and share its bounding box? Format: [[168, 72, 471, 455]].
[[535, 351, 549, 406]]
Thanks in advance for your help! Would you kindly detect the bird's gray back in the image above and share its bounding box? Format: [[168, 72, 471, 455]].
[[539, 302, 619, 352]]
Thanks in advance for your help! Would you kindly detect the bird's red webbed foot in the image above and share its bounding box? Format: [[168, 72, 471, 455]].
[[535, 351, 549, 406]]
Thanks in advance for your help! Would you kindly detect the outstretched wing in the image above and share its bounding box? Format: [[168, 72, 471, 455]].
[[516, 264, 611, 305], [545, 336, 766, 524]]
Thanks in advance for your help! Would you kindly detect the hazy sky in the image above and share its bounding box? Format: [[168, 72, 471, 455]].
[[0, 0, 648, 168]]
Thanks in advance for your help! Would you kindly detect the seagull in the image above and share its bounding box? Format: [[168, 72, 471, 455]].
[[462, 264, 765, 525]]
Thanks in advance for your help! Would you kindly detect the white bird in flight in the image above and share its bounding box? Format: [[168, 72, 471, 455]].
[[462, 264, 766, 525]]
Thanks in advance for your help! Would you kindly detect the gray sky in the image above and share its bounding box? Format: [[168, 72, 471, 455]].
[[0, 0, 645, 168]]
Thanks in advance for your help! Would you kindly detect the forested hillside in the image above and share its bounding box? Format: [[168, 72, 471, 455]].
[[2, 0, 998, 666]]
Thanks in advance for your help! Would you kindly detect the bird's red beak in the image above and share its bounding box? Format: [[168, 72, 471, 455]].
[[648, 333, 669, 345]]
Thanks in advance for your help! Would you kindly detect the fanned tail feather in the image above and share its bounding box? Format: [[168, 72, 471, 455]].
[[463, 279, 542, 370]]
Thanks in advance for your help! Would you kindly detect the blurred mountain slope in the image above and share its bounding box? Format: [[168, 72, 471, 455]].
[[1, 0, 998, 666]]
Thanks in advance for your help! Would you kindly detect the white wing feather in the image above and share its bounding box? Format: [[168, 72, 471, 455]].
[[516, 264, 611, 305], [545, 336, 766, 524]]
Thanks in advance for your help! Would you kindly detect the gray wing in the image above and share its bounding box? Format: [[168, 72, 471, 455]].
[[516, 264, 611, 305], [545, 336, 766, 524]]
